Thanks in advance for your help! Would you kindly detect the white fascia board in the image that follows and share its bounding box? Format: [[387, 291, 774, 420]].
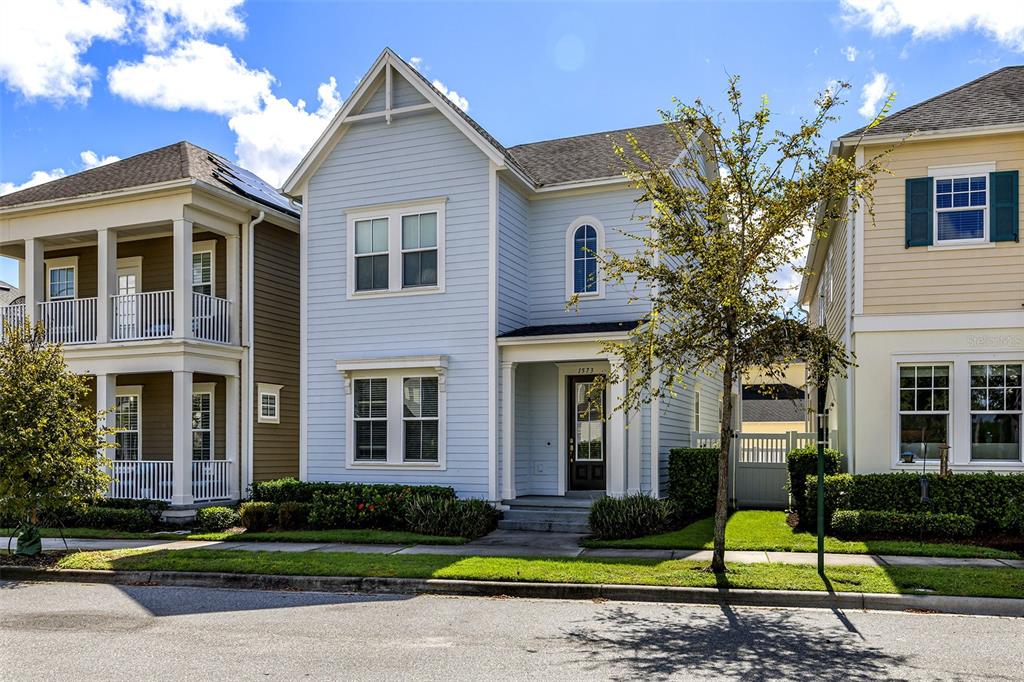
[[0, 178, 193, 217], [496, 332, 632, 346], [335, 355, 449, 372], [839, 122, 1024, 147]]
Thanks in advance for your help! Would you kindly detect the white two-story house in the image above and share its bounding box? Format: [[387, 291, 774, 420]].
[[284, 49, 719, 516], [0, 142, 301, 511]]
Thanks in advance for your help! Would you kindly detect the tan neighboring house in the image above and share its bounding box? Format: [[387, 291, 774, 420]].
[[741, 362, 808, 435], [0, 142, 300, 510], [801, 66, 1024, 475]]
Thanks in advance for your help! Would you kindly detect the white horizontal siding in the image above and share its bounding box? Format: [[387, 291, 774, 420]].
[[497, 178, 530, 334]]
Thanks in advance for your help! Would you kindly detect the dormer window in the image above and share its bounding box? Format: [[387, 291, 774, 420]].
[[565, 217, 605, 300]]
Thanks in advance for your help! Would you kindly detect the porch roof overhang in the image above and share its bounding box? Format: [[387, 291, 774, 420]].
[[496, 319, 643, 345]]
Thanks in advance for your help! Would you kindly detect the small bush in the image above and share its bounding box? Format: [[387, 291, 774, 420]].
[[278, 501, 311, 531], [239, 501, 276, 532], [588, 494, 669, 540], [667, 448, 718, 522], [195, 506, 240, 531], [404, 495, 499, 539], [786, 447, 844, 523], [1000, 499, 1024, 536], [72, 506, 153, 532], [831, 509, 976, 540], [92, 497, 169, 525]]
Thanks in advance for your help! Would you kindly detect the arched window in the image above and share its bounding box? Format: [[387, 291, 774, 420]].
[[566, 217, 604, 299]]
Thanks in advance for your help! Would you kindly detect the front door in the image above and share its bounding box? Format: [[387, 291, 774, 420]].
[[567, 374, 606, 491]]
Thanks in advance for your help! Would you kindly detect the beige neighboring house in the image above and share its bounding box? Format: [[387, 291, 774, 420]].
[[0, 142, 300, 510], [0, 279, 21, 307], [741, 362, 808, 435], [801, 66, 1024, 475]]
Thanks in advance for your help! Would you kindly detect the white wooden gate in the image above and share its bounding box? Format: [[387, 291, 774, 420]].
[[691, 431, 824, 509]]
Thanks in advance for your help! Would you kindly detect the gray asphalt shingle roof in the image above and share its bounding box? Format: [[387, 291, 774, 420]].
[[844, 65, 1024, 139], [742, 399, 806, 423], [0, 141, 299, 216]]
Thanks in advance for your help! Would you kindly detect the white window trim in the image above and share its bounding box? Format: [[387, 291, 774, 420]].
[[693, 387, 702, 432], [192, 382, 216, 461], [890, 352, 1024, 471], [44, 256, 78, 301], [338, 357, 448, 470], [346, 198, 447, 299], [928, 162, 995, 247], [968, 361, 1023, 464], [192, 240, 216, 297], [257, 382, 283, 424], [565, 216, 606, 301], [894, 361, 951, 467], [115, 385, 143, 461]]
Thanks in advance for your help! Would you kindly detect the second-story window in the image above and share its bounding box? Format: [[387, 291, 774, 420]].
[[936, 175, 986, 243], [565, 217, 605, 300], [348, 200, 446, 297], [355, 217, 390, 291], [401, 213, 438, 287], [48, 266, 76, 300], [192, 251, 213, 296]]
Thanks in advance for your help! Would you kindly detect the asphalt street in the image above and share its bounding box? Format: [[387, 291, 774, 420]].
[[2, 579, 1022, 680]]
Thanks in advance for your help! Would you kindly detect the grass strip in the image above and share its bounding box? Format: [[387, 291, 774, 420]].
[[56, 548, 1024, 600], [582, 511, 1018, 559], [3, 527, 467, 545]]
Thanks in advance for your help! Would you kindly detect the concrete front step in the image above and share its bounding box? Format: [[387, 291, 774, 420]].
[[500, 506, 591, 533], [497, 519, 591, 533]]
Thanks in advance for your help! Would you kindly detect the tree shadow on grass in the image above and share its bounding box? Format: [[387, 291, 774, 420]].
[[559, 603, 912, 681]]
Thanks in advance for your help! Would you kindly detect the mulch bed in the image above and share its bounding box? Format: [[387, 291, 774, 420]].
[[0, 552, 64, 568]]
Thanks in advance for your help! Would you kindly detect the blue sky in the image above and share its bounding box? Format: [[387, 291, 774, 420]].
[[2, 0, 1022, 287]]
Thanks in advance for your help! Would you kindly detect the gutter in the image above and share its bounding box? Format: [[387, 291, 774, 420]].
[[244, 210, 266, 493]]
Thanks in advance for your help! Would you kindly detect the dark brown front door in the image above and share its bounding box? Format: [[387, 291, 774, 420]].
[[567, 374, 606, 491]]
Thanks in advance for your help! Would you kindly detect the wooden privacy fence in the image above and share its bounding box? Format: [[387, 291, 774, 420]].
[[690, 430, 833, 508]]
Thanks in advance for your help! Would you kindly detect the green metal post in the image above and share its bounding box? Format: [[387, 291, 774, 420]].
[[816, 353, 828, 576]]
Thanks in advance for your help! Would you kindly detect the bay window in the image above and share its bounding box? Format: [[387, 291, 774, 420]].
[[970, 363, 1022, 461]]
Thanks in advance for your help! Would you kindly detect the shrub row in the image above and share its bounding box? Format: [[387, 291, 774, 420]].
[[667, 448, 718, 521], [404, 495, 499, 538], [786, 446, 844, 522], [250, 477, 455, 505], [194, 506, 240, 532], [68, 506, 153, 532], [589, 494, 670, 539], [831, 510, 976, 540], [805, 472, 1024, 532]]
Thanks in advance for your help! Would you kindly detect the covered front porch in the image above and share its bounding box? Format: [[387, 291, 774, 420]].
[[85, 367, 241, 506], [498, 327, 648, 502]]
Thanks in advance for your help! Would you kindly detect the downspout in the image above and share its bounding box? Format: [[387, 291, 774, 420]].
[[245, 210, 266, 493]]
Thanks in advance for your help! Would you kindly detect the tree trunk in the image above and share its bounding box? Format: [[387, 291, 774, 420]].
[[710, 359, 735, 573]]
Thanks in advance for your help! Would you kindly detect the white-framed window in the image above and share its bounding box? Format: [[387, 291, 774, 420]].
[[44, 256, 78, 301], [353, 377, 388, 461], [191, 385, 215, 461], [403, 377, 439, 461], [114, 386, 142, 461], [192, 241, 216, 297], [339, 358, 447, 468], [928, 163, 994, 245], [565, 216, 605, 300], [347, 199, 446, 297], [257, 383, 283, 424], [897, 364, 950, 463], [970, 363, 1022, 462], [693, 389, 701, 431]]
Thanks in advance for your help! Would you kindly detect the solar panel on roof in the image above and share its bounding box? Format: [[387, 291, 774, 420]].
[[206, 153, 300, 216]]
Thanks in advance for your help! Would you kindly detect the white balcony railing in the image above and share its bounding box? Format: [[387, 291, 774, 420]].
[[192, 292, 231, 344], [109, 460, 173, 502], [38, 298, 97, 345], [0, 303, 26, 337], [112, 290, 173, 341], [192, 459, 233, 502]]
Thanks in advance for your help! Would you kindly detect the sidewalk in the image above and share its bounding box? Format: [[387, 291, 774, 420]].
[[34, 530, 1024, 569]]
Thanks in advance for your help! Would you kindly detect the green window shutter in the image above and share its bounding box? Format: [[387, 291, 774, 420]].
[[990, 170, 1019, 243], [905, 177, 932, 247]]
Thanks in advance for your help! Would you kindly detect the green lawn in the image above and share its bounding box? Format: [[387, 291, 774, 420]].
[[1, 527, 467, 545], [56, 548, 1024, 600], [582, 511, 1018, 559]]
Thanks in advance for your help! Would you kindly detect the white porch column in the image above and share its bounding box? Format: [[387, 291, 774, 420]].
[[627, 400, 642, 495], [225, 232, 239, 345], [225, 374, 240, 500], [95, 373, 117, 467], [24, 238, 44, 325], [171, 370, 194, 505], [607, 360, 628, 497], [96, 228, 116, 343], [500, 360, 516, 500], [172, 219, 193, 340]]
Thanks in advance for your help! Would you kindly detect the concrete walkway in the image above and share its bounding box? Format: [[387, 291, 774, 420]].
[[31, 530, 1024, 569]]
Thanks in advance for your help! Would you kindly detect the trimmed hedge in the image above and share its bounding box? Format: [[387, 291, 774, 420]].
[[404, 495, 499, 539], [589, 494, 669, 539], [786, 446, 844, 522], [195, 506, 239, 531], [251, 477, 455, 505], [71, 506, 153, 532], [805, 472, 1024, 531], [239, 501, 276, 532], [91, 498, 169, 525], [667, 448, 718, 521], [277, 501, 310, 531], [831, 510, 976, 540]]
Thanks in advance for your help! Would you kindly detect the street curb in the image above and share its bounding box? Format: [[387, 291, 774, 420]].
[[2, 565, 1023, 617]]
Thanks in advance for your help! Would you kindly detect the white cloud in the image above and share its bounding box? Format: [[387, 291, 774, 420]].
[[842, 45, 859, 61], [431, 79, 469, 112], [228, 76, 342, 187], [0, 168, 67, 196], [135, 0, 246, 51], [108, 39, 273, 116], [0, 0, 127, 102], [859, 71, 892, 119], [842, 0, 1024, 52], [409, 57, 424, 71], [80, 150, 120, 168]]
